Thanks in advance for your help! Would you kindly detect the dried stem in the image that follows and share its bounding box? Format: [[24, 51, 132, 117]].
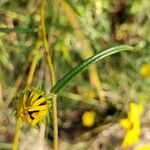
[[12, 118, 22, 150], [40, 0, 58, 150], [26, 40, 42, 88], [12, 36, 42, 150], [60, 0, 105, 102]]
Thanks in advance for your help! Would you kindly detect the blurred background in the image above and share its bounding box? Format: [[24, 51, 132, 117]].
[[0, 0, 150, 149]]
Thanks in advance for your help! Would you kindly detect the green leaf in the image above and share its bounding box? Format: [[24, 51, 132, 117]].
[[51, 45, 133, 94], [0, 27, 38, 34]]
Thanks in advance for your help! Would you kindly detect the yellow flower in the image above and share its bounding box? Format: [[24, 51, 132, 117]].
[[140, 64, 150, 78], [119, 103, 143, 148], [82, 111, 96, 127], [83, 89, 96, 100], [16, 89, 50, 126], [136, 145, 150, 150]]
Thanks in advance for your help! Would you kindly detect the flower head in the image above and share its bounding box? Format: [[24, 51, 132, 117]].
[[119, 103, 143, 148], [82, 111, 96, 127], [140, 64, 150, 78], [16, 88, 50, 126]]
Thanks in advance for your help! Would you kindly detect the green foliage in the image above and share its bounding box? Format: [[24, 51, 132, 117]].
[[0, 0, 149, 149], [0, 27, 38, 34], [51, 45, 133, 94]]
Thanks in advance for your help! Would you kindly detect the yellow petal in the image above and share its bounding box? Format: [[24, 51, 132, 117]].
[[129, 103, 143, 124], [29, 92, 41, 106], [82, 111, 96, 127], [28, 105, 48, 111], [122, 129, 140, 148], [32, 97, 46, 107], [30, 119, 39, 126], [136, 145, 150, 150], [120, 119, 131, 129], [33, 110, 48, 119], [140, 64, 150, 77]]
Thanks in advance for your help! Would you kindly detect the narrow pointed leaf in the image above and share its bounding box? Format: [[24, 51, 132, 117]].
[[51, 45, 133, 94], [0, 27, 38, 34]]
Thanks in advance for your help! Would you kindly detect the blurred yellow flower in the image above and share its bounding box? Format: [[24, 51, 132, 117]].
[[83, 89, 96, 100], [82, 111, 96, 127], [16, 89, 50, 126], [120, 103, 143, 148], [140, 64, 150, 77], [136, 145, 150, 150]]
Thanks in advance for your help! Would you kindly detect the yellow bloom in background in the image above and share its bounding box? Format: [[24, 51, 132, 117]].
[[140, 64, 150, 78], [82, 111, 96, 127], [136, 145, 150, 150], [16, 89, 50, 126], [119, 103, 143, 148], [83, 89, 96, 100]]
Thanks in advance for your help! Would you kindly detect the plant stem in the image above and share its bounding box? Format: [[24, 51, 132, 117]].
[[40, 1, 58, 150], [52, 95, 58, 150], [40, 0, 56, 85], [12, 117, 22, 150], [12, 36, 42, 150], [26, 40, 42, 88]]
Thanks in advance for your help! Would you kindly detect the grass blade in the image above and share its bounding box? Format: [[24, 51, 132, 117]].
[[51, 45, 133, 94], [0, 27, 38, 34]]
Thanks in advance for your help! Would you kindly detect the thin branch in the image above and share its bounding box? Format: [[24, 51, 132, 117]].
[[40, 1, 58, 150]]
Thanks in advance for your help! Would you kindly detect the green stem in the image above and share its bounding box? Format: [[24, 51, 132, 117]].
[[12, 117, 22, 150]]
